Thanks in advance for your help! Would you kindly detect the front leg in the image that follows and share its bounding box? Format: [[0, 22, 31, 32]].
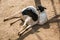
[[10, 18, 23, 26], [4, 17, 20, 22], [18, 25, 32, 36], [4, 11, 22, 22]]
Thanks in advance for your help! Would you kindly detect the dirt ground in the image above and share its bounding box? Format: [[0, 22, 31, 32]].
[[0, 0, 60, 40]]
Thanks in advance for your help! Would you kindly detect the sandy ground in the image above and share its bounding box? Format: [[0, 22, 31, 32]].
[[0, 0, 60, 40]]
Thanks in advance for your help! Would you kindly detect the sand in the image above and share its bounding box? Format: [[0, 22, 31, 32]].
[[0, 0, 60, 40]]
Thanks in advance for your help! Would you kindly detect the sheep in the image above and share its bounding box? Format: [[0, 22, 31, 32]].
[[4, 6, 47, 36], [18, 6, 47, 36]]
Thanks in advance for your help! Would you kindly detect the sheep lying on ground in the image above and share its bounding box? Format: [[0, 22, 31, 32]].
[[18, 6, 47, 36], [4, 6, 47, 36]]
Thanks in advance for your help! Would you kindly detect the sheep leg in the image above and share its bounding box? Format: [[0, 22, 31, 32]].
[[4, 17, 20, 22], [18, 25, 31, 36], [10, 18, 24, 25]]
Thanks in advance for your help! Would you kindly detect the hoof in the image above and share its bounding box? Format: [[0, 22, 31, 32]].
[[18, 33, 22, 36]]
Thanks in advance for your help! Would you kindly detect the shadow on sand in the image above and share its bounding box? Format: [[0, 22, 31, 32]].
[[16, 15, 60, 40]]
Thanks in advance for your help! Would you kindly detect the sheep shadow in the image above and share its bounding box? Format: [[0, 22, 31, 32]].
[[16, 15, 60, 40], [16, 24, 50, 40]]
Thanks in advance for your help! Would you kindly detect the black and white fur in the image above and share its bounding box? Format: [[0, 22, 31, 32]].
[[19, 6, 47, 35]]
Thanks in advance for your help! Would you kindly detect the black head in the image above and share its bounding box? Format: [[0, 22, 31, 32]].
[[38, 5, 46, 12]]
